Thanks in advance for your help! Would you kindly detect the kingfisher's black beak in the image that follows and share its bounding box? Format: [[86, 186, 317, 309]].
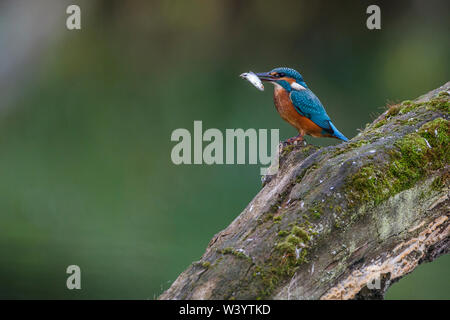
[[255, 72, 276, 82]]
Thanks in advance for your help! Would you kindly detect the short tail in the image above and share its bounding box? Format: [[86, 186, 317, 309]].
[[329, 121, 348, 142]]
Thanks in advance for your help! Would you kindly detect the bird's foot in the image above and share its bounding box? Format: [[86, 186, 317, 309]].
[[285, 134, 306, 146]]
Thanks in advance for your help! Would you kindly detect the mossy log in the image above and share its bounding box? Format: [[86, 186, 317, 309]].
[[160, 83, 450, 300]]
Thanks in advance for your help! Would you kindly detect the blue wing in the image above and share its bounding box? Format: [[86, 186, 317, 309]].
[[289, 89, 333, 133], [290, 89, 348, 141]]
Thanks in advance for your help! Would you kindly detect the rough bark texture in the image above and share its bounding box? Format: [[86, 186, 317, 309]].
[[160, 83, 450, 300]]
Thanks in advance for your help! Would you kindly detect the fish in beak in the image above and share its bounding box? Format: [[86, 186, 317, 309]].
[[239, 71, 264, 91]]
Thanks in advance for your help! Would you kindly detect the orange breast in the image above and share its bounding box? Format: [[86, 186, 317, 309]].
[[273, 87, 324, 137]]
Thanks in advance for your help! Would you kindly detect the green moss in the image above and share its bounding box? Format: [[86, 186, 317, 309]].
[[291, 225, 310, 242], [373, 119, 387, 129], [311, 211, 321, 219], [288, 234, 303, 245], [277, 226, 309, 244], [220, 247, 234, 254], [202, 261, 211, 268], [275, 224, 311, 258], [437, 91, 449, 98], [274, 245, 308, 273], [308, 203, 323, 219], [272, 214, 283, 224], [281, 144, 295, 157], [431, 176, 444, 191], [251, 222, 313, 298], [399, 100, 421, 114], [419, 117, 450, 155], [426, 96, 450, 113], [346, 118, 449, 206], [262, 213, 274, 223], [218, 247, 252, 262], [234, 250, 251, 260], [301, 145, 316, 153], [384, 99, 426, 119], [252, 217, 320, 299], [277, 230, 289, 237], [280, 143, 318, 160], [276, 239, 298, 253], [269, 204, 279, 213]]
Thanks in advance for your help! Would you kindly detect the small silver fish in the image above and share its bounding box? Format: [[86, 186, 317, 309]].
[[239, 71, 264, 91]]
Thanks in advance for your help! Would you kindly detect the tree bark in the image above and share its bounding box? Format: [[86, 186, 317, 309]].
[[160, 82, 450, 300]]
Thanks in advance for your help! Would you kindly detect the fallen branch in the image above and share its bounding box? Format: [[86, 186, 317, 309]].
[[160, 82, 450, 300]]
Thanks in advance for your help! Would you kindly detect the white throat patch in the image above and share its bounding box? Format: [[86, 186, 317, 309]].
[[272, 82, 283, 90], [291, 82, 306, 91]]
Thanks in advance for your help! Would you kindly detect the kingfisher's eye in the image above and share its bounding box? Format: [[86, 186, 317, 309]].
[[278, 73, 285, 77]]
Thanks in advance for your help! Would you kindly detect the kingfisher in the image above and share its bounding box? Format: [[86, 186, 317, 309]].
[[255, 67, 348, 143]]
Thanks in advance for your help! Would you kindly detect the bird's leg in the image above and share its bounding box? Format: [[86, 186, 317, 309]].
[[286, 133, 304, 145]]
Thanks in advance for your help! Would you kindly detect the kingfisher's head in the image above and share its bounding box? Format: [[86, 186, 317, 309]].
[[256, 67, 308, 92]]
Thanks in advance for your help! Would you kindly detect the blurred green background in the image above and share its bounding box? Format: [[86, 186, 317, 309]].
[[0, 0, 448, 299]]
